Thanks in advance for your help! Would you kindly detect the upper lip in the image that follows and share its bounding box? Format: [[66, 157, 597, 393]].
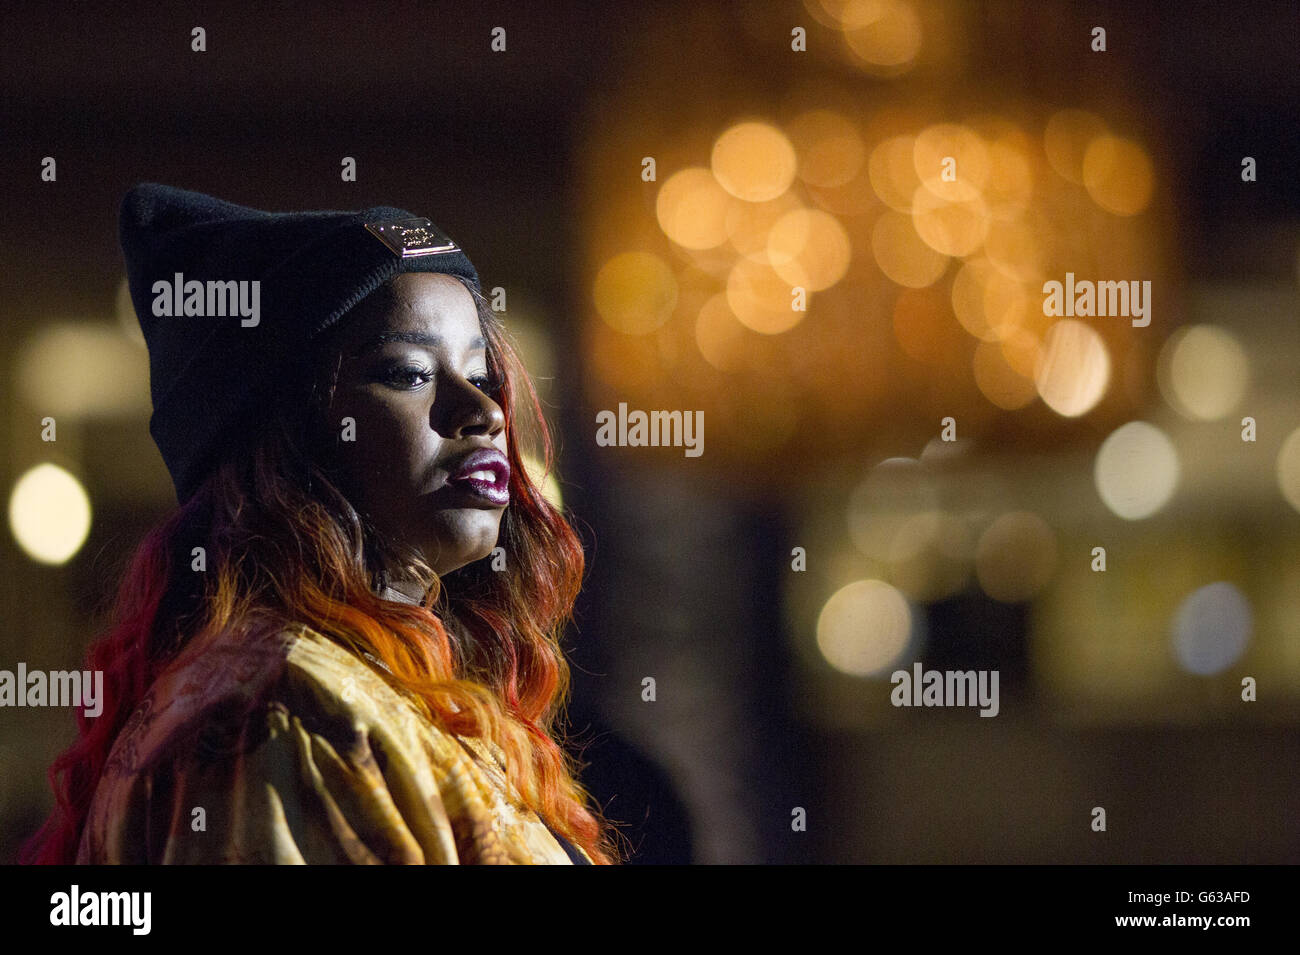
[[444, 446, 510, 486]]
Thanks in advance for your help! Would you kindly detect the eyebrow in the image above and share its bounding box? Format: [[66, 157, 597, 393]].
[[352, 331, 487, 357]]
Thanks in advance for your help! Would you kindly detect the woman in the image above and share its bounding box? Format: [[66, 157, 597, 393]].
[[21, 183, 619, 864]]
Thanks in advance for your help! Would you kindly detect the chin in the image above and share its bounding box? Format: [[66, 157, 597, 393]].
[[428, 514, 503, 573]]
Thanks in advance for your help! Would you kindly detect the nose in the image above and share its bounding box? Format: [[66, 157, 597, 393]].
[[435, 373, 505, 440]]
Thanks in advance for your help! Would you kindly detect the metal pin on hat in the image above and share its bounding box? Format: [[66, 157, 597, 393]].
[[364, 218, 461, 258]]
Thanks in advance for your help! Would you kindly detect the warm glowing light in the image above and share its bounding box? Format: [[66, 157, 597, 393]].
[[816, 579, 914, 676], [911, 178, 989, 257], [951, 258, 997, 341], [803, 162, 879, 216], [1276, 427, 1300, 515], [725, 191, 803, 263], [695, 293, 748, 372], [711, 122, 798, 203], [1034, 319, 1110, 417], [592, 252, 678, 335], [982, 216, 1046, 283], [914, 124, 990, 192], [887, 511, 973, 603], [1082, 135, 1154, 216], [656, 167, 731, 250], [1094, 421, 1180, 520], [17, 323, 151, 418], [847, 457, 938, 561], [841, 0, 923, 70], [804, 0, 848, 29], [9, 463, 93, 565], [116, 276, 146, 346], [1157, 324, 1250, 421], [788, 109, 866, 189], [868, 135, 922, 212], [522, 454, 564, 510], [1043, 109, 1107, 184], [1171, 582, 1252, 675], [982, 135, 1035, 217], [973, 341, 1038, 410], [767, 208, 852, 290], [974, 511, 1057, 603], [952, 258, 1028, 342], [998, 326, 1042, 378], [981, 269, 1036, 340], [872, 210, 948, 288], [725, 258, 806, 334]]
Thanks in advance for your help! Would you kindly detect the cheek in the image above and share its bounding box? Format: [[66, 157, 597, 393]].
[[334, 397, 437, 493]]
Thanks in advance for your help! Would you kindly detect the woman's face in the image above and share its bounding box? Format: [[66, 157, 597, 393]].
[[313, 272, 509, 581]]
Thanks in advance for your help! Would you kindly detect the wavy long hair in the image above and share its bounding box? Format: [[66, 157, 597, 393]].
[[21, 274, 622, 865]]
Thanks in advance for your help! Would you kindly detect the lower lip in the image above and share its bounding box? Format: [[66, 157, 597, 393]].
[[446, 476, 510, 506]]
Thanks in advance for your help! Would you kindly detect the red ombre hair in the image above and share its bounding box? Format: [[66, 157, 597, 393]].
[[21, 276, 623, 865]]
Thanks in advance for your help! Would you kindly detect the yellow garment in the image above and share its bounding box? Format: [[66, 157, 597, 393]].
[[76, 617, 589, 864]]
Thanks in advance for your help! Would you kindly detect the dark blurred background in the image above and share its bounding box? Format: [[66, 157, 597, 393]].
[[2, 0, 1298, 864]]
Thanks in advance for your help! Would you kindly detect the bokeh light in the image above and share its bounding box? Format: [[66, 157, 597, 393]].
[[973, 340, 1038, 410], [910, 177, 990, 257], [982, 134, 1035, 217], [1171, 582, 1253, 675], [872, 209, 949, 288], [767, 207, 852, 290], [887, 510, 973, 602], [592, 251, 679, 334], [695, 293, 749, 372], [656, 167, 731, 250], [1043, 109, 1107, 184], [711, 122, 798, 202], [725, 191, 804, 263], [974, 511, 1058, 602], [913, 123, 991, 191], [841, 0, 923, 71], [1157, 324, 1250, 421], [1094, 421, 1180, 520], [1082, 135, 1155, 216], [998, 326, 1042, 378], [788, 109, 866, 189], [8, 463, 93, 565], [951, 258, 1001, 341], [726, 258, 806, 334], [17, 323, 150, 418], [1276, 426, 1300, 515], [983, 214, 1047, 283], [847, 457, 939, 561], [816, 578, 914, 676], [1034, 319, 1111, 416], [869, 134, 922, 212]]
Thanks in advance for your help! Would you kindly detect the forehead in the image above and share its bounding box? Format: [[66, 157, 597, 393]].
[[332, 272, 483, 354]]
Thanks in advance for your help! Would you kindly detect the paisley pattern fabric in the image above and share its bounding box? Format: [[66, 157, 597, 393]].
[[76, 616, 590, 864]]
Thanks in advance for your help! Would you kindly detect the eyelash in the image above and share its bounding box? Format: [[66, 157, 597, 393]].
[[382, 365, 499, 393]]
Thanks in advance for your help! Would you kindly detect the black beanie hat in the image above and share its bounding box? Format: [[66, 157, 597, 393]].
[[120, 182, 482, 504]]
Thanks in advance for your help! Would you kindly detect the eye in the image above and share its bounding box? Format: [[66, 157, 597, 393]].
[[468, 370, 502, 394], [380, 364, 434, 390]]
